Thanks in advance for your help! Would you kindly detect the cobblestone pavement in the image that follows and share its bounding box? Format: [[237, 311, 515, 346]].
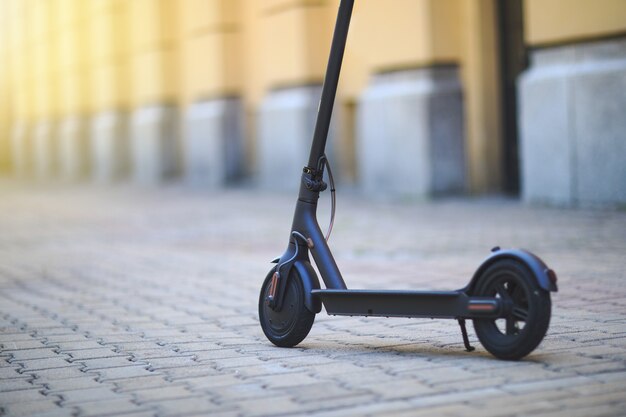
[[1, 181, 625, 417]]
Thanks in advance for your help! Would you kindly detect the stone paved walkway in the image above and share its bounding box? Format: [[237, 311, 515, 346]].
[[1, 181, 625, 417]]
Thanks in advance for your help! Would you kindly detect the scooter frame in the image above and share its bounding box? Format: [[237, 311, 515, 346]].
[[261, 0, 558, 359]]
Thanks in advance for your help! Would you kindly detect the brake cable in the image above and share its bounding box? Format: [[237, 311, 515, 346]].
[[318, 154, 336, 241]]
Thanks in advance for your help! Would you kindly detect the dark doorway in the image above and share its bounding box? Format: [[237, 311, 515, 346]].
[[496, 0, 526, 195]]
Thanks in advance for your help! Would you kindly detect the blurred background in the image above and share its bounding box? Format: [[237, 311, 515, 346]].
[[0, 0, 624, 206]]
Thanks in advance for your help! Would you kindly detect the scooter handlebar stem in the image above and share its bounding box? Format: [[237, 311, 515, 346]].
[[306, 0, 355, 169]]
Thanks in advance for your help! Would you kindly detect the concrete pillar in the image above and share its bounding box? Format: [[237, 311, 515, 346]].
[[31, 0, 60, 180], [89, 2, 132, 182], [0, 1, 11, 174], [129, 0, 180, 184], [519, 37, 626, 207], [32, 121, 59, 179], [8, 0, 34, 178], [346, 0, 464, 197], [58, 115, 90, 180], [91, 110, 130, 182], [56, 1, 92, 180], [185, 98, 243, 186], [258, 85, 323, 189], [460, 0, 502, 194], [255, 1, 333, 189], [10, 122, 33, 178], [180, 0, 244, 187], [357, 66, 465, 197], [130, 105, 179, 184]]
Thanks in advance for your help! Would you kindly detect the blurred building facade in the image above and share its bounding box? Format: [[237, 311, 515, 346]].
[[0, 0, 624, 206]]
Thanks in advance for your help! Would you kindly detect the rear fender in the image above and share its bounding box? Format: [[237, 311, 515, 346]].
[[467, 248, 558, 293]]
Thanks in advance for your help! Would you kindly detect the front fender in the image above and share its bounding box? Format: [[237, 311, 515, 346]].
[[467, 248, 558, 293], [293, 260, 322, 313]]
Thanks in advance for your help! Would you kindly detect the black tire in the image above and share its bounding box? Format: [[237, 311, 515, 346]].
[[258, 268, 315, 347], [472, 259, 551, 360]]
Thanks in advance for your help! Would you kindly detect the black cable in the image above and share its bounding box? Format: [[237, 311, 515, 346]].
[[325, 158, 336, 241]]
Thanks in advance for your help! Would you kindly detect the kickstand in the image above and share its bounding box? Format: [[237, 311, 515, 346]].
[[458, 319, 475, 352]]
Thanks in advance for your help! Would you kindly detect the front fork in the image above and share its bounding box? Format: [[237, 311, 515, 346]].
[[266, 168, 347, 312]]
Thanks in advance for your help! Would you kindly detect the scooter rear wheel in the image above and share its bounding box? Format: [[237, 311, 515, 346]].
[[258, 268, 315, 347], [472, 259, 551, 360]]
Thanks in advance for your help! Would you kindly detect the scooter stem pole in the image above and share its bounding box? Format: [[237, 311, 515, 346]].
[[307, 0, 354, 168]]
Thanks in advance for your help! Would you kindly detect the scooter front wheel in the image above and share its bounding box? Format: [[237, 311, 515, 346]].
[[258, 268, 315, 347], [473, 259, 551, 360]]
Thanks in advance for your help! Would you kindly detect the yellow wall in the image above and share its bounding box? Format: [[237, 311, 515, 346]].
[[338, 0, 461, 99], [7, 0, 32, 122], [2, 0, 467, 125], [460, 0, 502, 193], [130, 0, 180, 106], [525, 0, 626, 46], [1, 0, 625, 189], [259, 2, 332, 88], [240, 0, 346, 108], [58, 1, 92, 115], [0, 0, 11, 170], [30, 0, 56, 120], [180, 0, 243, 104], [90, 0, 131, 111]]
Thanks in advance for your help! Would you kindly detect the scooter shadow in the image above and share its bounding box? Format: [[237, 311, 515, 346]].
[[296, 338, 547, 364]]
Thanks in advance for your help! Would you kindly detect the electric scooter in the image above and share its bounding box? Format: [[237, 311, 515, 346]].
[[258, 0, 558, 360]]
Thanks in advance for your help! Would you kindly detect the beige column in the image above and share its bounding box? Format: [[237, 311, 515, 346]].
[[180, 0, 245, 186], [57, 0, 92, 179], [0, 0, 11, 173], [89, 0, 132, 182], [180, 0, 242, 103], [8, 0, 34, 177], [31, 0, 60, 179], [255, 0, 334, 189], [129, 0, 181, 184], [352, 0, 466, 197], [519, 0, 626, 206], [525, 0, 626, 45], [460, 0, 502, 194]]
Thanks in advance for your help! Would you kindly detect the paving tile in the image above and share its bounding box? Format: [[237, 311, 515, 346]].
[[248, 372, 322, 389], [143, 356, 198, 370], [0, 377, 36, 392], [176, 373, 245, 391], [5, 348, 63, 361], [0, 185, 625, 417], [25, 366, 91, 381], [0, 388, 50, 404], [74, 398, 149, 417], [1, 399, 68, 417], [130, 384, 197, 403], [15, 357, 72, 371], [76, 356, 137, 370], [45, 340, 104, 351], [148, 397, 229, 416], [0, 340, 47, 350], [91, 365, 156, 382], [0, 365, 27, 379], [59, 386, 125, 404], [160, 364, 221, 380], [112, 375, 170, 392], [0, 333, 40, 344], [230, 396, 304, 417], [35, 376, 102, 392], [65, 348, 120, 361]]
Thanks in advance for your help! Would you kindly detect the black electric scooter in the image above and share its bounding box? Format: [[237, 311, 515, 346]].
[[258, 0, 557, 360]]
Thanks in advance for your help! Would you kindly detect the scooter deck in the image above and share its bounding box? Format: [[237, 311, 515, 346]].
[[312, 289, 499, 319]]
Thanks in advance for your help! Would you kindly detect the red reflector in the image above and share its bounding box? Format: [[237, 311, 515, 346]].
[[547, 269, 557, 284], [468, 304, 496, 311]]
